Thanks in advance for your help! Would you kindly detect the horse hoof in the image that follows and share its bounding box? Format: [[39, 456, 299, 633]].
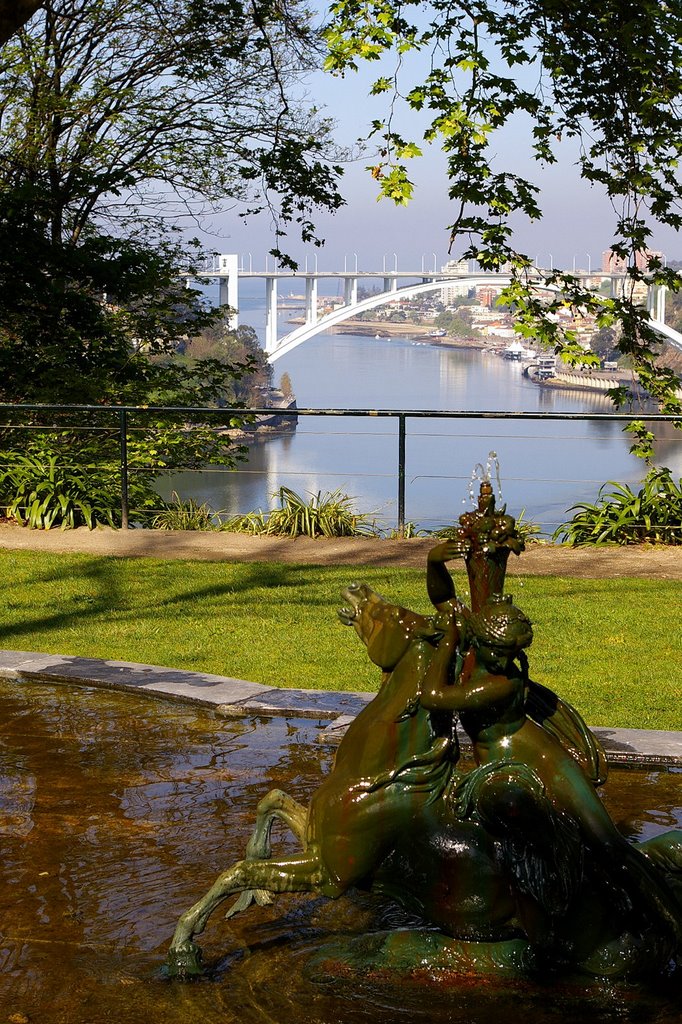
[[164, 941, 205, 979]]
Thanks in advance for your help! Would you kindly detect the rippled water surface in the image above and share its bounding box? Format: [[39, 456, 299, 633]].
[[0, 678, 680, 1024]]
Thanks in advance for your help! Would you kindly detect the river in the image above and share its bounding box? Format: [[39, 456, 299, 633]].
[[164, 291, 681, 536]]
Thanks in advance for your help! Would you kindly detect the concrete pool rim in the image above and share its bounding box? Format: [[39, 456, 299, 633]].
[[1, 649, 680, 769]]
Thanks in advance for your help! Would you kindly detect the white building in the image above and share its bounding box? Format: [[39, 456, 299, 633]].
[[440, 259, 472, 304]]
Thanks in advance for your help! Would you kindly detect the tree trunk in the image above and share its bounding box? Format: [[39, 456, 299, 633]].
[[0, 1, 43, 46]]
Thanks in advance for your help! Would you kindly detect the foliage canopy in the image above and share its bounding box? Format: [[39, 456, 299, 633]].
[[324, 0, 682, 446], [0, 0, 344, 407], [0, 0, 343, 249], [0, 0, 345, 525], [0, 1, 42, 46]]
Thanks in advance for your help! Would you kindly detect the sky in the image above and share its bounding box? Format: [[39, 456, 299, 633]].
[[203, 30, 682, 276]]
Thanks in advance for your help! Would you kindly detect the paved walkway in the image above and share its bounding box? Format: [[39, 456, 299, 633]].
[[1, 524, 681, 577]]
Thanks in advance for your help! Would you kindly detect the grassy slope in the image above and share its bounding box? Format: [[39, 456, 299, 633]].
[[0, 550, 679, 730]]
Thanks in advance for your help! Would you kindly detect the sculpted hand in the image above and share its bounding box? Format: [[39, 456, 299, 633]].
[[428, 538, 469, 563]]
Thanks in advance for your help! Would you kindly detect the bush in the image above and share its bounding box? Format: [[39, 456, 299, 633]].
[[150, 493, 219, 531], [0, 453, 122, 529], [553, 467, 682, 545], [221, 486, 379, 538], [0, 445, 163, 529], [0, 411, 246, 530], [383, 521, 430, 539]]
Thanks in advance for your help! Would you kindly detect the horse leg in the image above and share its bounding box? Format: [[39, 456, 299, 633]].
[[227, 789, 308, 917], [166, 851, 324, 979], [244, 789, 307, 857]]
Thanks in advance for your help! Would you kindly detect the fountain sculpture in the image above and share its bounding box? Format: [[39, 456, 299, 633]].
[[166, 479, 682, 983]]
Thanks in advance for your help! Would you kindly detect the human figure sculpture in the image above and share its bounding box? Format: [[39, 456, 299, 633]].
[[420, 594, 682, 961], [165, 483, 682, 982], [428, 479, 524, 614]]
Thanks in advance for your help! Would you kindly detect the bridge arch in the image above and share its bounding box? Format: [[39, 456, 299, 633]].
[[268, 278, 504, 362], [266, 278, 682, 362]]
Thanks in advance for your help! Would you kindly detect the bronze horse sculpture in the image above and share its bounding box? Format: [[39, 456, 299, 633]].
[[166, 485, 682, 981], [167, 583, 460, 977], [166, 582, 682, 979]]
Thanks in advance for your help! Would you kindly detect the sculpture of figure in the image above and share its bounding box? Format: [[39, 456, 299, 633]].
[[166, 584, 458, 978], [420, 594, 682, 959], [421, 478, 526, 719], [430, 480, 524, 613], [166, 583, 594, 977], [165, 482, 682, 983]]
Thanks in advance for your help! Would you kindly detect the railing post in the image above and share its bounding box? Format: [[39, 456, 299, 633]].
[[398, 413, 406, 536], [119, 408, 129, 530]]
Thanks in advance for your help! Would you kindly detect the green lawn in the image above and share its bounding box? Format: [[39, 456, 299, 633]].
[[0, 550, 679, 730]]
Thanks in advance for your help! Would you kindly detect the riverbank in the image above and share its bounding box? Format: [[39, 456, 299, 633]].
[[336, 320, 666, 399], [289, 316, 488, 349], [218, 390, 298, 440], [331, 322, 656, 397], [308, 317, 679, 398]]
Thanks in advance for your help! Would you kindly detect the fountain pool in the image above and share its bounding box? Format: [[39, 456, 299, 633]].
[[0, 676, 680, 1024]]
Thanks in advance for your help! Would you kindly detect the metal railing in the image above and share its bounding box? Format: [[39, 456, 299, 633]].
[[0, 403, 680, 534]]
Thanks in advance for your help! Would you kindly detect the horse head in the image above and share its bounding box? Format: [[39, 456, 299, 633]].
[[338, 582, 441, 671]]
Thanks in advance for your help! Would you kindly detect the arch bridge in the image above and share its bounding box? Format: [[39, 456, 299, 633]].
[[201, 255, 681, 363]]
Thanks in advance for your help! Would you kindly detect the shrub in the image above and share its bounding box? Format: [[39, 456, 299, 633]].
[[553, 467, 682, 545], [221, 486, 379, 538], [0, 447, 161, 529], [150, 493, 219, 531], [383, 521, 430, 539], [0, 453, 121, 529]]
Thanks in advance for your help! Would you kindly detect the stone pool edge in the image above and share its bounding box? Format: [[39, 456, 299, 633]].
[[1, 649, 680, 769]]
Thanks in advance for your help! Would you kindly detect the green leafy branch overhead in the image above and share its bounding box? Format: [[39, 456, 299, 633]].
[[323, 0, 682, 436]]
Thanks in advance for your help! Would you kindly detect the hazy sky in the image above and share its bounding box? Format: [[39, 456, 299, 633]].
[[206, 40, 682, 275]]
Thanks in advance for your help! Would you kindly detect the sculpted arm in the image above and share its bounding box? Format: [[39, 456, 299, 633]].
[[426, 540, 466, 611], [420, 660, 517, 713]]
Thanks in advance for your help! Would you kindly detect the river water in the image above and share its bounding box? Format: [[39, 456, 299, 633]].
[[166, 291, 682, 535]]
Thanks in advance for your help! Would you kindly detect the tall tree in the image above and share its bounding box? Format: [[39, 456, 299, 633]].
[[0, 0, 342, 251], [0, 0, 343, 525], [0, 0, 343, 404], [324, 0, 682, 451]]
